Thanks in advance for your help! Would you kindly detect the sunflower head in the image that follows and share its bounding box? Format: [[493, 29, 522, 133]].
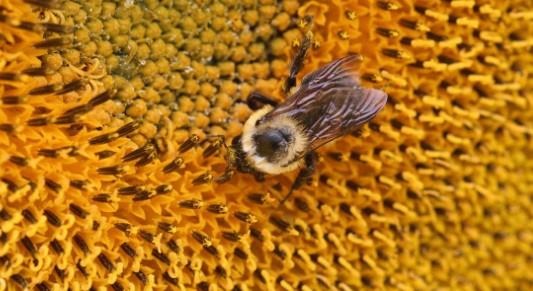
[[0, 0, 532, 290]]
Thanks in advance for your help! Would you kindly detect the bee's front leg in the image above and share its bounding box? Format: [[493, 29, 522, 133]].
[[279, 151, 318, 205], [199, 135, 234, 183], [215, 145, 236, 183], [215, 135, 266, 183]]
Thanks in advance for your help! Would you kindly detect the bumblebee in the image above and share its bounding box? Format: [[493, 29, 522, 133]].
[[214, 33, 387, 203]]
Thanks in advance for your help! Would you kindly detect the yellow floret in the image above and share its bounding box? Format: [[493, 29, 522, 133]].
[[0, 0, 531, 290]]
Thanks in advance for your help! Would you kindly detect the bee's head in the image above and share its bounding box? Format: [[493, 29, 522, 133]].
[[253, 128, 292, 159], [241, 106, 307, 175]]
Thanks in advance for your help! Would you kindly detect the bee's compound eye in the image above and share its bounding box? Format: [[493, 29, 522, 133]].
[[254, 130, 287, 158]]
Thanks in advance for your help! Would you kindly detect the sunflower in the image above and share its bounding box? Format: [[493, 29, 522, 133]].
[[0, 0, 531, 290]]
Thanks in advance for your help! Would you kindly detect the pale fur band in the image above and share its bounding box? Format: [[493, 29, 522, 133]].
[[241, 106, 308, 175]]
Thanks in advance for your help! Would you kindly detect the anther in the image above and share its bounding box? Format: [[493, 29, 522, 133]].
[[50, 239, 64, 254], [88, 90, 113, 107], [234, 211, 257, 224], [27, 117, 49, 126], [56, 79, 84, 94], [21, 236, 37, 256], [9, 155, 27, 166], [0, 123, 14, 132], [96, 150, 115, 159], [35, 282, 51, 291], [179, 199, 203, 209], [133, 190, 156, 201], [29, 84, 56, 95], [134, 271, 147, 285], [23, 0, 59, 9], [89, 133, 115, 145], [120, 243, 136, 258], [114, 223, 131, 235], [377, 1, 401, 10], [135, 152, 156, 167], [92, 193, 112, 203], [116, 121, 140, 137], [155, 184, 172, 194], [179, 134, 200, 153], [192, 172, 213, 185], [2, 96, 22, 104], [73, 234, 89, 254], [62, 104, 90, 117], [163, 157, 184, 173], [207, 203, 228, 214], [376, 27, 399, 38], [162, 271, 178, 285], [10, 274, 28, 288], [247, 193, 268, 205], [34, 37, 71, 48], [69, 203, 88, 219], [269, 215, 291, 231], [123, 144, 153, 162], [167, 240, 180, 253], [44, 178, 61, 192], [202, 139, 223, 158], [22, 209, 37, 223], [111, 282, 124, 291], [97, 253, 114, 272], [234, 247, 248, 259], [76, 261, 88, 277], [250, 227, 265, 241], [222, 231, 241, 242], [138, 230, 154, 243], [97, 165, 124, 175], [158, 222, 176, 233], [152, 248, 170, 265]]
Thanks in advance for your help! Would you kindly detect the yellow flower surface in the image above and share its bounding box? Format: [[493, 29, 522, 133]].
[[1, 0, 532, 290]]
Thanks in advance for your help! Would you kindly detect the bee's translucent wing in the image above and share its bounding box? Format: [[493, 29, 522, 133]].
[[265, 54, 387, 151], [300, 54, 363, 88]]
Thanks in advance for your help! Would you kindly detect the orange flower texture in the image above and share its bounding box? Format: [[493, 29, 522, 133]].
[[0, 0, 532, 290]]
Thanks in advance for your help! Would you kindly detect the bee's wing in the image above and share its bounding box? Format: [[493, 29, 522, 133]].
[[300, 54, 363, 88], [266, 54, 388, 151]]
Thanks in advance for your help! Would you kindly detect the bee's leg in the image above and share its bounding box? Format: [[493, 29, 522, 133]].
[[215, 144, 236, 183], [279, 151, 318, 205], [199, 135, 234, 183], [284, 30, 313, 94], [247, 91, 279, 110]]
